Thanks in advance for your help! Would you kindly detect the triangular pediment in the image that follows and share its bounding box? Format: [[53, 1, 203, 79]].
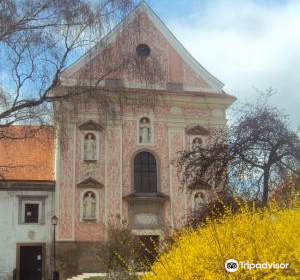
[[185, 124, 210, 135], [62, 2, 224, 93], [77, 177, 104, 188], [78, 120, 103, 131]]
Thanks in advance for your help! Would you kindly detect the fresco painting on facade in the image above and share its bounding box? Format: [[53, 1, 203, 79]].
[[0, 2, 235, 280]]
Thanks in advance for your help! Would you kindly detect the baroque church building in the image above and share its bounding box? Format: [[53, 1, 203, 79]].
[[0, 2, 235, 280]]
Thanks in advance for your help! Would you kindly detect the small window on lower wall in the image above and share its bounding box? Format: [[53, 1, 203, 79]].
[[24, 203, 39, 223], [19, 197, 45, 224]]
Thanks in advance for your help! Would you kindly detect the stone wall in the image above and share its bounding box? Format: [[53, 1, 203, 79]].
[[57, 241, 105, 279]]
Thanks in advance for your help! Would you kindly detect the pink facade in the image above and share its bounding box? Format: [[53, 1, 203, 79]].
[[55, 2, 235, 242]]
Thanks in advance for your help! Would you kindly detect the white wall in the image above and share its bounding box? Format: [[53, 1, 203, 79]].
[[0, 190, 54, 280]]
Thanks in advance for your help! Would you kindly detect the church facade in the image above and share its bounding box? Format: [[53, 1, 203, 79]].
[[0, 2, 235, 280], [53, 2, 235, 276]]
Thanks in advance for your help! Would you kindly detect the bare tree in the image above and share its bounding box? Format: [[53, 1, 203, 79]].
[[0, 0, 165, 131], [176, 94, 300, 206], [0, 0, 166, 178]]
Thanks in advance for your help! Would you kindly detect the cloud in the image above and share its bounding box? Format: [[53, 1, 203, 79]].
[[165, 0, 300, 129]]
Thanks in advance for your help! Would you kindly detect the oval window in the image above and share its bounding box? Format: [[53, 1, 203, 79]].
[[136, 44, 151, 57]]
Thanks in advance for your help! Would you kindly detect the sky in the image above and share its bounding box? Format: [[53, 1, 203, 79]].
[[146, 0, 300, 130]]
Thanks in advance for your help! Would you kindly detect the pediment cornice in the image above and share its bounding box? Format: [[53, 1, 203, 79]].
[[185, 124, 210, 135], [78, 120, 103, 131], [76, 177, 104, 188]]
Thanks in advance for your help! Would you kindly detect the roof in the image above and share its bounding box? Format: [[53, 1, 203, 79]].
[[62, 1, 224, 92], [0, 126, 55, 181]]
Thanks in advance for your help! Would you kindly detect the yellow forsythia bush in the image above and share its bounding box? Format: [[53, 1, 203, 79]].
[[142, 204, 300, 280]]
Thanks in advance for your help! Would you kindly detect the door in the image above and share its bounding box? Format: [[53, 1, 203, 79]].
[[19, 246, 42, 280], [138, 235, 159, 266]]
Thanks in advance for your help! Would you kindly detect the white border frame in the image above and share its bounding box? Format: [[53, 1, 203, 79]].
[[21, 200, 43, 224]]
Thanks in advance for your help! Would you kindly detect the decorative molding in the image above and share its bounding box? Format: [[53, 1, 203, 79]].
[[185, 124, 210, 136], [136, 114, 155, 146], [134, 213, 159, 227], [0, 181, 55, 191], [167, 82, 183, 91], [123, 192, 169, 203], [81, 130, 100, 162], [78, 120, 103, 131], [62, 2, 224, 91], [80, 188, 100, 222], [76, 177, 104, 189]]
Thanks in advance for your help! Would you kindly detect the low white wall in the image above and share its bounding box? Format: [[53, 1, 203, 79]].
[[0, 190, 54, 280]]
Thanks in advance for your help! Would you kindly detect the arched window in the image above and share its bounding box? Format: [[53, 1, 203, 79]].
[[134, 152, 157, 193]]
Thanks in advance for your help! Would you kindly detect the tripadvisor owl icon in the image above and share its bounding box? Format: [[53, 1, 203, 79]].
[[225, 259, 239, 272]]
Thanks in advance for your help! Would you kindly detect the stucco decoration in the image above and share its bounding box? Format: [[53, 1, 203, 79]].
[[84, 133, 97, 161], [139, 117, 151, 143], [185, 124, 210, 136], [79, 120, 103, 131], [83, 191, 97, 220], [134, 213, 159, 226], [193, 191, 206, 211], [192, 137, 203, 150], [123, 192, 169, 202], [76, 177, 104, 189], [169, 130, 186, 228], [170, 106, 183, 115]]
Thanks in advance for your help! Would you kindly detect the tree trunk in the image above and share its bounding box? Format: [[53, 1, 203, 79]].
[[262, 168, 270, 206]]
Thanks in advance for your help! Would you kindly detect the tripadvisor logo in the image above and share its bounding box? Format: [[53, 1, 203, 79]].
[[225, 259, 289, 272], [225, 259, 239, 272]]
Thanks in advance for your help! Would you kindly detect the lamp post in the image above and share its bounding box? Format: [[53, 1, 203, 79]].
[[51, 215, 59, 280]]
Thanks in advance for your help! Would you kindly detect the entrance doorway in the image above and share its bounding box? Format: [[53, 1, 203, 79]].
[[18, 245, 43, 280], [138, 235, 159, 266]]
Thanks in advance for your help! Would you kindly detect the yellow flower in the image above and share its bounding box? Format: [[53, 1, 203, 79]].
[[142, 203, 300, 280]]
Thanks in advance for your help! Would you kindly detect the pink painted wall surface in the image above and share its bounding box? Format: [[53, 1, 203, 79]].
[[68, 12, 210, 90], [56, 97, 228, 240], [56, 7, 231, 241]]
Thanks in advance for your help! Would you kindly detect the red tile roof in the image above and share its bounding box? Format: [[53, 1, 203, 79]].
[[0, 126, 55, 181]]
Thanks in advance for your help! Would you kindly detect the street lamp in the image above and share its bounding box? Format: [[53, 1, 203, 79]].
[[51, 215, 59, 280]]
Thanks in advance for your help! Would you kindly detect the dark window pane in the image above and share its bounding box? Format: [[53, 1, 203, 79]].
[[24, 204, 39, 223], [134, 152, 157, 193]]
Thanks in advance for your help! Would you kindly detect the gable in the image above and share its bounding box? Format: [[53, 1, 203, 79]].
[[62, 2, 224, 93]]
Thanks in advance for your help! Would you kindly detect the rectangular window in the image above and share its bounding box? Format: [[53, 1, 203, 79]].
[[18, 197, 45, 225], [24, 203, 39, 223]]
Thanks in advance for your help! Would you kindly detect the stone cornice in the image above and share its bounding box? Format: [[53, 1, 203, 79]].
[[76, 177, 104, 189], [53, 86, 236, 109], [0, 180, 55, 191]]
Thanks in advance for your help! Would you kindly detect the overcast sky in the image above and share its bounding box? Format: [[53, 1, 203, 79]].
[[147, 0, 300, 130]]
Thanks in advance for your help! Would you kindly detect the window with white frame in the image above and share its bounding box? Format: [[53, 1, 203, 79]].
[[19, 197, 44, 224]]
